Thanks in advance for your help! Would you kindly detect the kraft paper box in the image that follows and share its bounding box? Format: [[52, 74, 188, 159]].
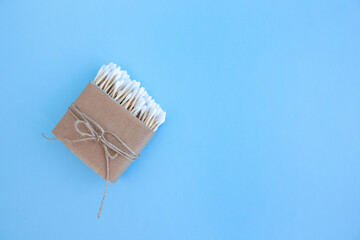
[[52, 82, 155, 183]]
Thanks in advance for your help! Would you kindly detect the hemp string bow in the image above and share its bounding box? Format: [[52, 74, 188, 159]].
[[43, 103, 139, 218]]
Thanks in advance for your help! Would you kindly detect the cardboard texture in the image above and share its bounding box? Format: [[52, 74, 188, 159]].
[[53, 82, 156, 183]]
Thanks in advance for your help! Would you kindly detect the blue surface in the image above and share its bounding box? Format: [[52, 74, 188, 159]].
[[1, 0, 360, 239]]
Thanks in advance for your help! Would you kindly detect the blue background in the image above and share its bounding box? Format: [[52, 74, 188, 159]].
[[0, 0, 359, 239]]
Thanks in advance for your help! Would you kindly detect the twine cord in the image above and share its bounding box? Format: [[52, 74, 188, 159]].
[[43, 103, 139, 218]]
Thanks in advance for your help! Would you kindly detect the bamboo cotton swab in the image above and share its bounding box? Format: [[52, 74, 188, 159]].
[[93, 63, 166, 131]]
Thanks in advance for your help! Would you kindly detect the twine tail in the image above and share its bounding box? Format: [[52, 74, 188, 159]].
[[98, 179, 108, 219], [98, 145, 111, 219], [42, 133, 58, 140]]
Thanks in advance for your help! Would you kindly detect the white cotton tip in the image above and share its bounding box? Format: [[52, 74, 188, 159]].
[[145, 106, 157, 125], [101, 66, 111, 78], [111, 67, 121, 79], [146, 99, 155, 110], [148, 106, 160, 128], [119, 71, 129, 81], [114, 79, 124, 92], [120, 77, 130, 90], [131, 81, 141, 93], [115, 81, 132, 100], [133, 104, 144, 116], [139, 105, 147, 119], [124, 81, 134, 92], [104, 68, 120, 91], [123, 92, 132, 103], [97, 66, 111, 85], [152, 111, 166, 130], [94, 64, 105, 80], [108, 63, 117, 70], [129, 80, 139, 91], [132, 99, 145, 114], [157, 112, 166, 125], [128, 87, 144, 109], [145, 95, 152, 103], [123, 93, 133, 108], [152, 105, 161, 118], [105, 69, 115, 82], [93, 63, 166, 131], [135, 87, 145, 99]]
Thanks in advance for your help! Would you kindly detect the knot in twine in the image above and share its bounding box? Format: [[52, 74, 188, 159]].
[[43, 103, 139, 218]]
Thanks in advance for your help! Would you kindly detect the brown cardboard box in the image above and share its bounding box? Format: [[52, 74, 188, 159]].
[[52, 82, 155, 183]]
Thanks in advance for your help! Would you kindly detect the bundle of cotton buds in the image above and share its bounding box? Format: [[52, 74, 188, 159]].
[[93, 63, 166, 131]]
